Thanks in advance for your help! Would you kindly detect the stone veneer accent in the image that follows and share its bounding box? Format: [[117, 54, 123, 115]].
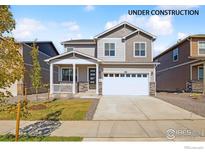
[[187, 80, 203, 93], [78, 82, 89, 92], [99, 82, 102, 95], [149, 82, 156, 96]]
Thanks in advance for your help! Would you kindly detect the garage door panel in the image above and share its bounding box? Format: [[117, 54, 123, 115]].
[[102, 76, 149, 96]]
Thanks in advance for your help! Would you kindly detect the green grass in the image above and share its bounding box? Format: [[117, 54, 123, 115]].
[[0, 134, 83, 141], [0, 99, 93, 120]]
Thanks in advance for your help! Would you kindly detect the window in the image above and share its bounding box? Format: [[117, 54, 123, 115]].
[[198, 41, 205, 55], [62, 68, 73, 81], [137, 74, 142, 77], [173, 48, 179, 62], [115, 74, 119, 77], [104, 74, 108, 77], [126, 74, 131, 77], [143, 74, 147, 77], [198, 67, 204, 80], [66, 47, 73, 52], [131, 74, 136, 77], [120, 74, 125, 77], [61, 68, 77, 82], [134, 42, 146, 57], [104, 43, 115, 56]]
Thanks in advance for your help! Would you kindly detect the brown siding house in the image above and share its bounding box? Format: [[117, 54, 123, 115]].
[[154, 34, 205, 93]]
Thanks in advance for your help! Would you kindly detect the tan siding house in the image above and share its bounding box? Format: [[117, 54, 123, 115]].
[[46, 22, 158, 96]]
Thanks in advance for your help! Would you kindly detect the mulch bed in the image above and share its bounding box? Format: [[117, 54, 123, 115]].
[[85, 99, 99, 120], [156, 92, 205, 117]]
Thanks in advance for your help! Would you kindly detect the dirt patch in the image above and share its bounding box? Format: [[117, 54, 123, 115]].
[[30, 104, 47, 110], [85, 99, 99, 120], [156, 92, 205, 117]]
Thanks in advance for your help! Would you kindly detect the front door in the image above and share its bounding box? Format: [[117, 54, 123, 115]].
[[88, 68, 96, 89]]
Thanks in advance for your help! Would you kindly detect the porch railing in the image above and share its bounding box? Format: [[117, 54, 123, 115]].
[[52, 84, 73, 93]]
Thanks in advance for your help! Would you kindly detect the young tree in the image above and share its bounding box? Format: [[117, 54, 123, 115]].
[[0, 5, 25, 141], [0, 6, 24, 102], [30, 41, 42, 100]]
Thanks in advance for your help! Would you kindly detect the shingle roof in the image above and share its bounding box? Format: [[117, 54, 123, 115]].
[[22, 41, 59, 56], [61, 39, 96, 45]]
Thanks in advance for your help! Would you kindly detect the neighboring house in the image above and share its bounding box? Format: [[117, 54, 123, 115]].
[[45, 21, 158, 96], [6, 41, 59, 96], [154, 34, 205, 93]]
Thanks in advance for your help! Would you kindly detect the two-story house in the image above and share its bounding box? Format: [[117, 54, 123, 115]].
[[45, 22, 158, 96], [154, 34, 205, 93]]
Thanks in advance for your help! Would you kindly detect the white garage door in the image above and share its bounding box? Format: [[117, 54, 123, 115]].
[[102, 73, 149, 96]]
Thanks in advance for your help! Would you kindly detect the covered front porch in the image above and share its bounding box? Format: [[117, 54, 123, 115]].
[[46, 51, 101, 95], [188, 60, 205, 93]]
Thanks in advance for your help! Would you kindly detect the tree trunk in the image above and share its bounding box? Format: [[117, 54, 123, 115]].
[[36, 88, 38, 101]]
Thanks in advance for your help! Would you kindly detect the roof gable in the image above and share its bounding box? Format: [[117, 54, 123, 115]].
[[94, 21, 156, 39], [45, 50, 102, 63]]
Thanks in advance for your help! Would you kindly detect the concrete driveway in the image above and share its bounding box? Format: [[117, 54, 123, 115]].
[[93, 96, 204, 120]]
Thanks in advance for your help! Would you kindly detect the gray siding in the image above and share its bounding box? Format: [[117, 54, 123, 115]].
[[98, 25, 135, 38], [97, 38, 125, 61], [64, 44, 96, 57]]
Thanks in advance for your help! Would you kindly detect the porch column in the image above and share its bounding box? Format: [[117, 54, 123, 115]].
[[96, 63, 99, 95], [73, 63, 76, 94], [203, 62, 205, 94], [50, 63, 53, 94]]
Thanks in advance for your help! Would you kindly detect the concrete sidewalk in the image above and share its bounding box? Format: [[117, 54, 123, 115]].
[[0, 120, 205, 141]]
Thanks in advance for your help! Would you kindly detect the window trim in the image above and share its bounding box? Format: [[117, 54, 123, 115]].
[[103, 42, 116, 57], [172, 48, 179, 62], [60, 67, 78, 82], [198, 66, 204, 80], [133, 42, 147, 58], [198, 41, 205, 56]]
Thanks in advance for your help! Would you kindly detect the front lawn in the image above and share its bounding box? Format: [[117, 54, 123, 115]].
[[0, 134, 82, 141], [0, 99, 93, 120]]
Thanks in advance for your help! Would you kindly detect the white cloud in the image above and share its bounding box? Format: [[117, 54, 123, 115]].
[[146, 15, 173, 36], [177, 32, 188, 40], [105, 14, 173, 36], [84, 5, 95, 12], [61, 21, 80, 31], [12, 18, 82, 53], [13, 18, 45, 40], [158, 5, 199, 9]]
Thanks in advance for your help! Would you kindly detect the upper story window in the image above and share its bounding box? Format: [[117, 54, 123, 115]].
[[134, 42, 146, 57], [66, 47, 74, 52], [198, 41, 205, 55], [173, 48, 179, 62], [104, 43, 115, 56]]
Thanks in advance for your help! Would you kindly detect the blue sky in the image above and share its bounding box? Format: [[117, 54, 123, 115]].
[[10, 5, 205, 56]]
